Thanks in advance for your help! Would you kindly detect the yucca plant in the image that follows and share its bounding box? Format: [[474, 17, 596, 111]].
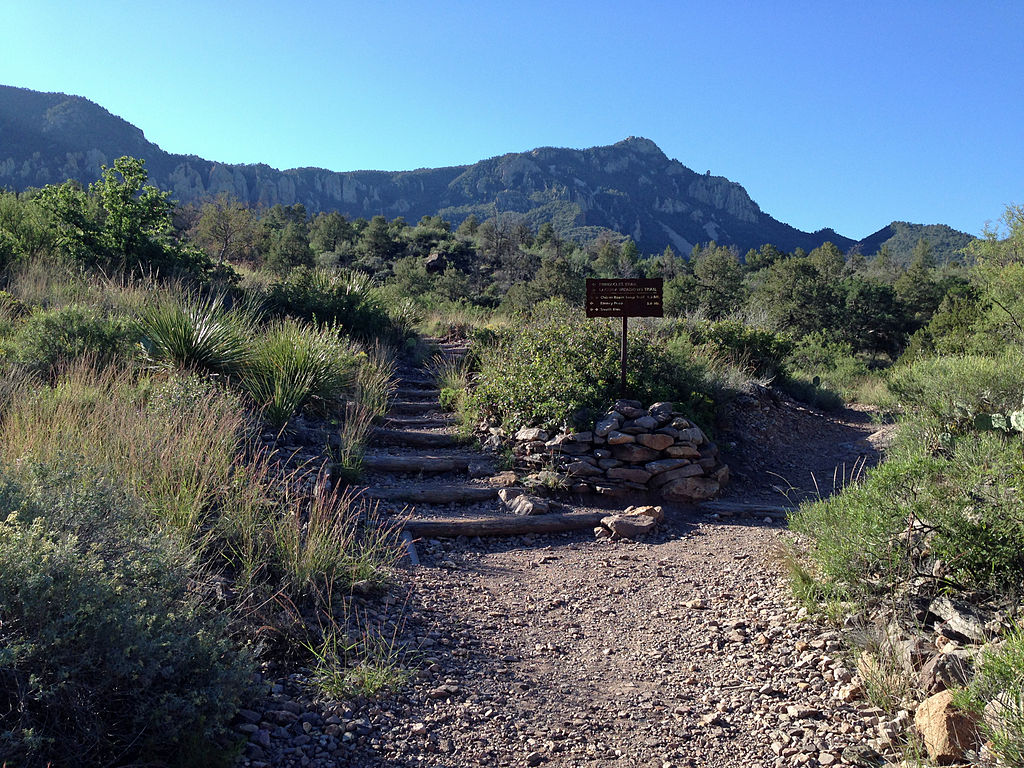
[[136, 291, 254, 378], [242, 318, 359, 429]]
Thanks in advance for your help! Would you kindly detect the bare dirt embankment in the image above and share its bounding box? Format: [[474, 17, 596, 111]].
[[238, 362, 898, 768]]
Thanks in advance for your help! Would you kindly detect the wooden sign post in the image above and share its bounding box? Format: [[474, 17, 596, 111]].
[[585, 278, 664, 397]]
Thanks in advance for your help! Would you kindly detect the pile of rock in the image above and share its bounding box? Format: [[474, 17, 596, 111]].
[[596, 504, 665, 540], [499, 399, 729, 502]]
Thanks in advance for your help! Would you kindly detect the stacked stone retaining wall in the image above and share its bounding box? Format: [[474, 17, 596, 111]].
[[497, 399, 729, 502]]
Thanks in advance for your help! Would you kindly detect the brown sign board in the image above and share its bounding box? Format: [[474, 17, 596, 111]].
[[585, 278, 664, 318]]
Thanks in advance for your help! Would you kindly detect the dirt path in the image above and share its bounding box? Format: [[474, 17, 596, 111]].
[[362, 516, 880, 768], [236, 353, 897, 768], [718, 386, 890, 505]]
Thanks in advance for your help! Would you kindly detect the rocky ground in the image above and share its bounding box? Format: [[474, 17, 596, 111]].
[[235, 347, 911, 768]]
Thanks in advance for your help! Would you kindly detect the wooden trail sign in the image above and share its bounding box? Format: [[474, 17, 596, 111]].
[[585, 278, 663, 318], [585, 278, 664, 397]]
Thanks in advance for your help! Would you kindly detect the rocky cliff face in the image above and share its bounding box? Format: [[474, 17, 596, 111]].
[[1, 84, 856, 254]]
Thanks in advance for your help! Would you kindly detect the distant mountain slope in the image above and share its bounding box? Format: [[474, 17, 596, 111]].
[[0, 84, 972, 257], [851, 221, 975, 265]]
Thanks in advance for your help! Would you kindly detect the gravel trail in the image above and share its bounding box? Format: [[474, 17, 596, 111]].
[[237, 349, 895, 768]]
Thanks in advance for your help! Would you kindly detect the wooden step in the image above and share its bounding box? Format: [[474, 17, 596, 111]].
[[361, 453, 476, 473], [404, 511, 607, 538], [384, 415, 455, 429], [397, 374, 436, 388], [394, 387, 440, 400], [364, 484, 499, 504], [698, 500, 794, 518], [388, 400, 441, 415], [372, 428, 460, 448]]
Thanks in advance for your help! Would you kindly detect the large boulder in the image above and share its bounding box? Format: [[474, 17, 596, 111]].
[[600, 514, 657, 539], [913, 690, 979, 764]]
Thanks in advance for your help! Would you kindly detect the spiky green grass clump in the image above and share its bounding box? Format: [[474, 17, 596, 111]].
[[136, 291, 254, 378], [242, 318, 360, 428]]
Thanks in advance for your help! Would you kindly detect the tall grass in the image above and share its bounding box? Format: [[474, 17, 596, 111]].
[[0, 363, 244, 541], [271, 481, 402, 598], [0, 361, 403, 599], [428, 351, 477, 430], [332, 401, 377, 481], [354, 342, 398, 420], [3, 256, 90, 307], [418, 300, 507, 341], [328, 344, 398, 479], [263, 266, 401, 342]]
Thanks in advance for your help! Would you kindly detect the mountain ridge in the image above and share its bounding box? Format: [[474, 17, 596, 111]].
[[0, 84, 974, 261]]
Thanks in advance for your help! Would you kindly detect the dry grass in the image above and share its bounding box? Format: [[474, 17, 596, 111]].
[[0, 360, 404, 599], [0, 361, 243, 540]]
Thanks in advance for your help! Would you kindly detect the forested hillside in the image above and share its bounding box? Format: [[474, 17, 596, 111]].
[[0, 85, 974, 260]]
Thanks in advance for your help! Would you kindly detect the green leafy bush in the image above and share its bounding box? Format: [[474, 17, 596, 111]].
[[5, 303, 135, 376], [471, 302, 708, 430], [786, 332, 869, 392], [790, 426, 1024, 598], [685, 319, 793, 379], [887, 352, 1024, 433], [0, 461, 252, 768], [959, 623, 1024, 766]]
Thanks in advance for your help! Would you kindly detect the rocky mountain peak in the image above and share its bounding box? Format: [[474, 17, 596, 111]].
[[614, 136, 665, 156], [7, 84, 948, 256]]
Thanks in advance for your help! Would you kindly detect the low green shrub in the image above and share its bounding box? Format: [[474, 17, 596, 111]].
[[0, 461, 252, 768], [776, 375, 845, 411], [685, 319, 793, 379], [5, 303, 135, 377], [786, 331, 870, 392], [887, 352, 1024, 433], [958, 623, 1024, 766], [471, 302, 709, 430], [790, 428, 1024, 598]]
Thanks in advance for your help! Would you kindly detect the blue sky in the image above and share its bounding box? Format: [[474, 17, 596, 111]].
[[2, 1, 1022, 240]]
